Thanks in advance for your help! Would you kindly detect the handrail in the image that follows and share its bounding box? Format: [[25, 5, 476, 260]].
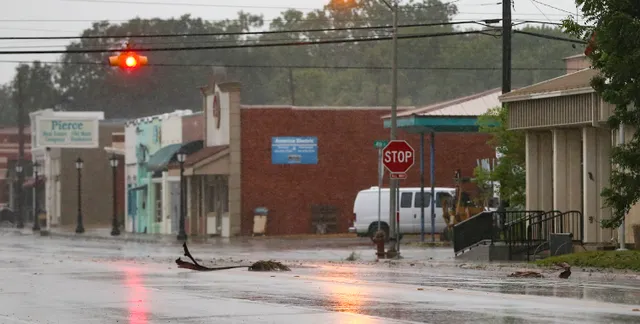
[[525, 210, 583, 261], [503, 210, 560, 260], [452, 211, 494, 255]]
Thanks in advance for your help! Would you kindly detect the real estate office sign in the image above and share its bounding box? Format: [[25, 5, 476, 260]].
[[35, 117, 100, 148]]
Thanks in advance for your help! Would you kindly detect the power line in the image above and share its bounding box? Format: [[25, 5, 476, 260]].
[[0, 59, 574, 71], [0, 29, 500, 55], [528, 0, 552, 23], [530, 0, 579, 17], [60, 0, 491, 10], [62, 0, 320, 10], [0, 20, 484, 41], [513, 29, 585, 44]]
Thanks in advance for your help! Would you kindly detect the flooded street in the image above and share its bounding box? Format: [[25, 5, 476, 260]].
[[0, 232, 639, 323]]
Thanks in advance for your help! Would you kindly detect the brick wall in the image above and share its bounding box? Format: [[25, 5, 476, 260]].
[[240, 107, 494, 235]]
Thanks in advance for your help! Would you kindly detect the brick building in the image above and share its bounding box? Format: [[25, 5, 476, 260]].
[[0, 127, 31, 210], [165, 81, 495, 237]]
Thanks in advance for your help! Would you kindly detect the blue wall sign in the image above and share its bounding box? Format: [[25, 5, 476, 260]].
[[271, 136, 318, 165]]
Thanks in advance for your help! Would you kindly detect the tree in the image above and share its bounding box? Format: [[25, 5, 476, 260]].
[[0, 62, 61, 126], [563, 1, 640, 229], [0, 85, 12, 126], [1, 1, 583, 119], [473, 105, 526, 208]]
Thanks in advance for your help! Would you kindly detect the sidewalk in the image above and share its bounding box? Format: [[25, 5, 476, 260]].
[[0, 224, 447, 249], [0, 224, 376, 247], [1, 225, 177, 244]]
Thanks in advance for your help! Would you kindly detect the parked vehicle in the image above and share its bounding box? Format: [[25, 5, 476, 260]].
[[349, 186, 456, 239]]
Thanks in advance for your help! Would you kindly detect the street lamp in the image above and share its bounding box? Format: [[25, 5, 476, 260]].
[[109, 154, 120, 236], [75, 157, 85, 234], [176, 149, 187, 241], [32, 161, 41, 231], [15, 162, 24, 229]]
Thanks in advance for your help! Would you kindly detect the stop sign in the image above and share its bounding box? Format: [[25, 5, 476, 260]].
[[382, 140, 415, 174]]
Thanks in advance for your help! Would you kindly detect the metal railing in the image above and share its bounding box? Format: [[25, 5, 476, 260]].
[[453, 209, 584, 260], [452, 211, 495, 255], [526, 210, 584, 261], [503, 210, 558, 258]]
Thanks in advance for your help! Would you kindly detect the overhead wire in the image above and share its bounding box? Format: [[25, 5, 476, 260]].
[[0, 59, 576, 72], [0, 20, 487, 41], [0, 29, 502, 55]]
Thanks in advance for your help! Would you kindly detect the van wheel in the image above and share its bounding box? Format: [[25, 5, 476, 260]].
[[368, 222, 389, 241]]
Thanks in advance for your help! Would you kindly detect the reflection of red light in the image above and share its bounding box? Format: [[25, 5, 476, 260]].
[[124, 267, 148, 324]]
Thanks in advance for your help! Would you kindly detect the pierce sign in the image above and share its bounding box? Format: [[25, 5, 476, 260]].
[[382, 140, 415, 176], [35, 117, 100, 148]]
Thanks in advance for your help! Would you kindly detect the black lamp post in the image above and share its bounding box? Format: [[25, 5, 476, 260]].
[[109, 154, 120, 236], [32, 161, 41, 231], [15, 162, 24, 229], [176, 149, 187, 241], [75, 157, 85, 234]]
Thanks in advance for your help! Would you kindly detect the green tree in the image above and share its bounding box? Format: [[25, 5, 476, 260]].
[[0, 85, 12, 126], [1, 0, 585, 119], [563, 0, 640, 229], [0, 62, 61, 126], [473, 106, 526, 208]]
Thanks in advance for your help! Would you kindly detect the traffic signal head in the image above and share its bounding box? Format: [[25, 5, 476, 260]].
[[108, 51, 148, 70], [329, 0, 358, 9]]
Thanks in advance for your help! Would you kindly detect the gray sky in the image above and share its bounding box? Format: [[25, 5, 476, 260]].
[[0, 0, 581, 84]]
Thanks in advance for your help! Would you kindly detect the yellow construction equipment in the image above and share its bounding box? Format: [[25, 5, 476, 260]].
[[441, 169, 485, 241]]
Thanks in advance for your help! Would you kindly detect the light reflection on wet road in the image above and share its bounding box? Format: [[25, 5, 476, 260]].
[[0, 233, 639, 323]]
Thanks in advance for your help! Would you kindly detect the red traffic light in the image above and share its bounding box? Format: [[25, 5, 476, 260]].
[[124, 55, 138, 68], [108, 51, 148, 70]]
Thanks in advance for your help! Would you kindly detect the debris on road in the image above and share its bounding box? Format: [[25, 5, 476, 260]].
[[508, 270, 544, 278], [175, 242, 290, 272], [556, 262, 572, 279], [248, 260, 291, 272]]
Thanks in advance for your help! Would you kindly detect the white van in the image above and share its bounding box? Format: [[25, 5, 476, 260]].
[[349, 186, 456, 238]]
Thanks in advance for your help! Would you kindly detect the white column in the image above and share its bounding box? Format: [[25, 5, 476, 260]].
[[525, 132, 539, 211], [598, 127, 612, 243], [553, 129, 582, 212], [526, 131, 553, 211], [161, 172, 169, 234], [583, 127, 613, 244]]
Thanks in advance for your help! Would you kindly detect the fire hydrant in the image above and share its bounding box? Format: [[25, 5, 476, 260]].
[[372, 230, 386, 259]]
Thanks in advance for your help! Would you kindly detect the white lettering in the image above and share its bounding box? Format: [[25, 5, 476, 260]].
[[384, 150, 413, 163]]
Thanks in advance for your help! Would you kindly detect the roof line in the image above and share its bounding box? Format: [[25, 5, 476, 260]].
[[382, 87, 502, 119]]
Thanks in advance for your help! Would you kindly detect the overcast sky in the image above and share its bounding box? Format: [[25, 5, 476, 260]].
[[0, 0, 582, 84]]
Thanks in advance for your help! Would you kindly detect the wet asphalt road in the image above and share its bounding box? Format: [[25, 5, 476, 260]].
[[0, 232, 640, 323]]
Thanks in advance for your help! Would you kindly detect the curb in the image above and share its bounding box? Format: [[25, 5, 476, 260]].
[[43, 230, 181, 245], [1, 227, 177, 245]]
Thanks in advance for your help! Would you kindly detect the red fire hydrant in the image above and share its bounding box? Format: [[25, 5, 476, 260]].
[[372, 230, 386, 259]]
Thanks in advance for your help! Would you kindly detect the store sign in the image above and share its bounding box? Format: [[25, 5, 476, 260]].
[[36, 117, 100, 148]]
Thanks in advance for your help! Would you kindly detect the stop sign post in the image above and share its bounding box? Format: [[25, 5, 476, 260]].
[[382, 140, 415, 179]]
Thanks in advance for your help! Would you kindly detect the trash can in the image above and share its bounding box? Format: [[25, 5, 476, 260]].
[[252, 207, 268, 236], [37, 209, 47, 227]]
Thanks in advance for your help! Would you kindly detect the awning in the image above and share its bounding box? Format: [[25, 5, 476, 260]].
[[146, 140, 204, 172], [128, 184, 148, 192], [146, 143, 183, 172]]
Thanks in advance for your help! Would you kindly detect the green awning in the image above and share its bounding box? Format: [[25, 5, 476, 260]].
[[128, 184, 148, 192], [146, 143, 183, 172], [383, 115, 500, 133]]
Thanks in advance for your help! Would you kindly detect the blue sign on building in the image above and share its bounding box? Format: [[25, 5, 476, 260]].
[[271, 136, 318, 164]]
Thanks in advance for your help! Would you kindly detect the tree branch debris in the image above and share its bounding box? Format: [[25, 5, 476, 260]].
[[175, 242, 291, 272]]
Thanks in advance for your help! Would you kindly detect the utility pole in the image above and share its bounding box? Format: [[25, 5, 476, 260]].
[[389, 0, 399, 253], [15, 71, 25, 229], [502, 0, 512, 94]]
